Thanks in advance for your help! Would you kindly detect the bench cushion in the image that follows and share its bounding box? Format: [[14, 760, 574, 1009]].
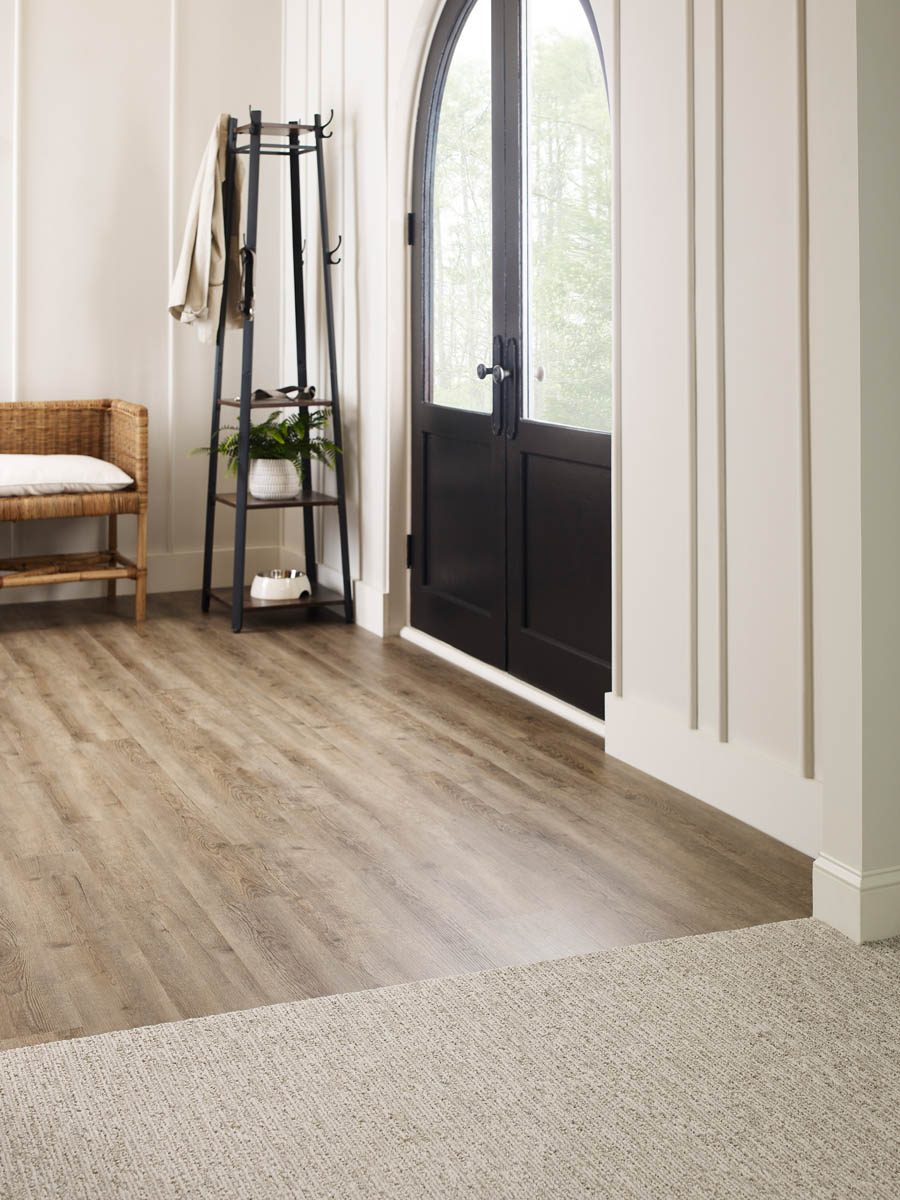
[[0, 454, 134, 498]]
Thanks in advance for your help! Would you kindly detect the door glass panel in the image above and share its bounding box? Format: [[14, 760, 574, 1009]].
[[431, 0, 493, 413], [523, 0, 612, 432]]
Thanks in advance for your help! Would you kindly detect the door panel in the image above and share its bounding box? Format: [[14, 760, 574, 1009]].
[[412, 400, 506, 669], [410, 0, 507, 667], [507, 422, 612, 716], [412, 0, 612, 717]]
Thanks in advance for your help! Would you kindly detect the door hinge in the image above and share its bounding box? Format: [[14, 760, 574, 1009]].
[[407, 212, 415, 246], [406, 533, 414, 568]]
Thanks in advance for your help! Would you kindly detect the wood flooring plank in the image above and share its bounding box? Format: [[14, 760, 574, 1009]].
[[0, 853, 89, 1044], [0, 590, 812, 1050], [11, 850, 182, 1037]]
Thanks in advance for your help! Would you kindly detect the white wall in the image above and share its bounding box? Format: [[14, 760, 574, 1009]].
[[812, 0, 900, 942], [285, 0, 829, 858], [1, 0, 286, 601], [8, 0, 896, 934], [605, 0, 824, 857], [281, 0, 430, 634], [284, 0, 616, 637]]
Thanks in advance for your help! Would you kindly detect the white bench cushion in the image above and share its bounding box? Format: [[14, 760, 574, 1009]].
[[0, 454, 134, 497]]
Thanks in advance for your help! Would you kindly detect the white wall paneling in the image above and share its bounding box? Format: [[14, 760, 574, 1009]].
[[811, 0, 900, 941], [1, 0, 18, 565], [714, 0, 727, 745], [618, 0, 692, 721], [796, 0, 814, 782], [686, 0, 698, 731], [807, 0, 862, 878], [11, 0, 898, 920], [604, 0, 825, 854], [1, 0, 284, 603], [283, 0, 439, 636], [169, 0, 284, 581], [280, 0, 900, 931], [693, 0, 727, 742], [282, 0, 370, 616], [721, 0, 807, 774], [286, 0, 827, 853]]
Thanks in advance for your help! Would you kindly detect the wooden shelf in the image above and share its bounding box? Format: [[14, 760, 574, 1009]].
[[219, 397, 330, 410], [209, 584, 344, 611], [201, 110, 352, 630], [235, 121, 315, 135], [215, 490, 338, 510]]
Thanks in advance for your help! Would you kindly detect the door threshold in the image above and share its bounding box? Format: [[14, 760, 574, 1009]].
[[399, 626, 606, 738]]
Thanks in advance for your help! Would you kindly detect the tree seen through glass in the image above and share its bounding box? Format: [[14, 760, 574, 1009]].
[[431, 0, 612, 432]]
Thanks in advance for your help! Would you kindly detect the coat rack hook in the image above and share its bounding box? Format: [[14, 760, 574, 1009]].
[[327, 234, 342, 266], [321, 109, 335, 138]]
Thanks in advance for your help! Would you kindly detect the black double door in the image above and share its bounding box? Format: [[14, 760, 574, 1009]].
[[410, 0, 612, 718]]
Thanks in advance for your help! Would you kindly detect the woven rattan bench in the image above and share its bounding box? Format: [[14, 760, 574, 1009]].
[[0, 399, 148, 621]]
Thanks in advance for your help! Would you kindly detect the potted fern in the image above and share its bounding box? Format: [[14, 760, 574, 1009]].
[[194, 409, 340, 501]]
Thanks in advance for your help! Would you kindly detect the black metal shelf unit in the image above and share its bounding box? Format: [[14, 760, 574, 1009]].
[[201, 109, 353, 632]]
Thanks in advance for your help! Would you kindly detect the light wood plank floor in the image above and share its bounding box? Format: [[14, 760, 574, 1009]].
[[0, 591, 811, 1051]]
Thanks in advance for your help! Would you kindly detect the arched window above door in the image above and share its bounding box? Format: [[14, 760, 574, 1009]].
[[431, 0, 493, 414], [423, 0, 612, 431], [522, 0, 612, 432]]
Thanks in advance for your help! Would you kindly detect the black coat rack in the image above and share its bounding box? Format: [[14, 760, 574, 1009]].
[[201, 109, 353, 632]]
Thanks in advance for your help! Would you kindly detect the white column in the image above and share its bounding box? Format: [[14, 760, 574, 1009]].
[[812, 0, 900, 942]]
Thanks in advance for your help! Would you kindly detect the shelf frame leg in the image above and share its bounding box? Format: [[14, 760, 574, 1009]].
[[202, 116, 239, 612], [231, 110, 262, 633], [315, 112, 353, 623], [289, 121, 318, 588]]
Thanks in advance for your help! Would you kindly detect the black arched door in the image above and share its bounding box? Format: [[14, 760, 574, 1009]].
[[410, 0, 612, 717]]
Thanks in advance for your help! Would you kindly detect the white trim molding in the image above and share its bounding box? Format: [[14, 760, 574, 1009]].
[[353, 580, 389, 637], [813, 855, 900, 945], [316, 563, 387, 636], [399, 626, 606, 739], [796, 0, 815, 781], [611, 0, 623, 698], [604, 693, 822, 856]]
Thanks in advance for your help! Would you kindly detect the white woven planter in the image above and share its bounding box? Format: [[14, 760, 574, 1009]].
[[248, 458, 299, 501]]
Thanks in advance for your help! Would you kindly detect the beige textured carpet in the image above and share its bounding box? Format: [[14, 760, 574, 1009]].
[[1, 919, 899, 1199]]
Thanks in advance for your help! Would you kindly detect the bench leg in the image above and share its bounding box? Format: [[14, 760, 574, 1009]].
[[135, 509, 147, 623], [107, 514, 117, 600]]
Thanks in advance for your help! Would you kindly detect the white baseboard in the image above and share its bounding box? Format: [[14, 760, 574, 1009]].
[[813, 854, 900, 943], [399, 625, 606, 739], [353, 581, 387, 636], [603, 694, 822, 857], [315, 564, 385, 635]]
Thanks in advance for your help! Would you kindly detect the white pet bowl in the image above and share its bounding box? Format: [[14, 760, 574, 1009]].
[[250, 569, 312, 601]]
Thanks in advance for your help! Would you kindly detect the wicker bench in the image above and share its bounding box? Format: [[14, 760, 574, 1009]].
[[0, 399, 148, 621]]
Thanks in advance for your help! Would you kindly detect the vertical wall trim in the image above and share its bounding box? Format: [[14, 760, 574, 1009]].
[[165, 0, 177, 555], [687, 0, 698, 730], [11, 0, 22, 406], [314, 0, 326, 558], [381, 0, 391, 591], [7, 0, 22, 557], [611, 0, 623, 698], [715, 0, 728, 743], [278, 0, 287, 553], [797, 0, 814, 779]]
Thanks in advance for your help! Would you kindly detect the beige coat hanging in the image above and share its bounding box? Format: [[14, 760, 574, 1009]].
[[169, 114, 245, 344]]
